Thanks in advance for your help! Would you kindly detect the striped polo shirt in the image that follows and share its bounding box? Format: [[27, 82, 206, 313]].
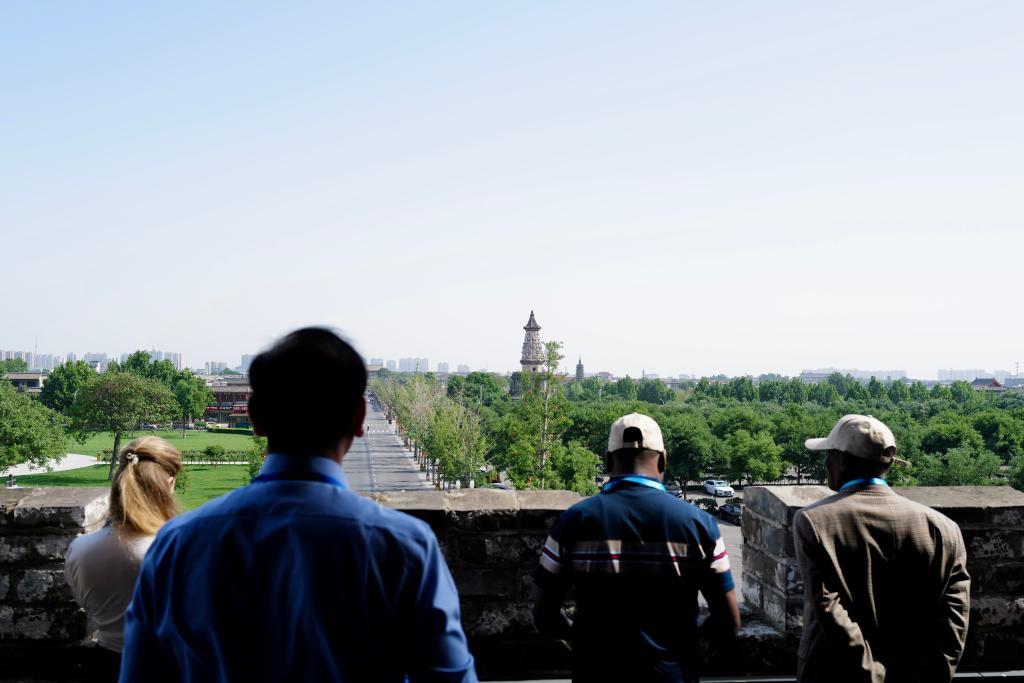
[[535, 475, 734, 681]]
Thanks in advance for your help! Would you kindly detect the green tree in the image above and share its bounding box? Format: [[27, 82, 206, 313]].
[[783, 378, 809, 403], [757, 379, 786, 403], [174, 372, 214, 436], [949, 381, 975, 404], [1, 358, 29, 373], [612, 376, 638, 401], [972, 410, 1024, 462], [920, 416, 984, 454], [887, 381, 910, 404], [728, 376, 757, 402], [70, 372, 179, 479], [39, 360, 96, 414], [808, 382, 840, 407], [908, 381, 930, 402], [425, 396, 489, 488], [867, 377, 886, 400], [931, 384, 954, 402], [724, 429, 784, 486], [916, 445, 1004, 486], [0, 380, 68, 472], [844, 380, 867, 401], [549, 441, 601, 495], [638, 378, 673, 405], [661, 412, 717, 496]]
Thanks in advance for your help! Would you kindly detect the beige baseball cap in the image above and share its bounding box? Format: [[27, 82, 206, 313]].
[[805, 414, 909, 465], [607, 413, 667, 455]]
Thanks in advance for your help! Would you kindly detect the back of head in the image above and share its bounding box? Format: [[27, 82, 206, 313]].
[[248, 327, 367, 454], [109, 436, 182, 537]]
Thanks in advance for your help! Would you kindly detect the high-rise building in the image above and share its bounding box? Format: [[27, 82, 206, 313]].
[[67, 352, 76, 363], [575, 357, 584, 382], [437, 362, 450, 373], [520, 311, 544, 374], [240, 354, 255, 371], [386, 360, 397, 372], [369, 357, 384, 366], [457, 364, 470, 374], [938, 369, 988, 382], [84, 352, 109, 372]]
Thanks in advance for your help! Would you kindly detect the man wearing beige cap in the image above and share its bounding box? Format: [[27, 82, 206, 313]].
[[794, 414, 970, 683], [533, 413, 740, 682]]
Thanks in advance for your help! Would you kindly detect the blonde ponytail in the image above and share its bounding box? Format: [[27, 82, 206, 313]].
[[109, 436, 182, 537]]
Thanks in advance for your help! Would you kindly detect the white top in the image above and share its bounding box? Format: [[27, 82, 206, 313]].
[[65, 525, 154, 652]]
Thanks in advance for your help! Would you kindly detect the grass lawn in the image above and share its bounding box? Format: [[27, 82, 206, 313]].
[[16, 464, 249, 510], [70, 430, 255, 456]]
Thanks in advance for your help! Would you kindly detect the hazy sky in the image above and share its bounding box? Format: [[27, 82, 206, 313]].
[[3, 2, 1022, 379]]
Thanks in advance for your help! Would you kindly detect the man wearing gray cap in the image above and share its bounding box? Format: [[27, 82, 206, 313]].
[[533, 413, 740, 682], [794, 414, 970, 683]]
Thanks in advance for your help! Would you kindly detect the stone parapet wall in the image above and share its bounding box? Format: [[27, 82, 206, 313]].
[[742, 484, 1024, 671], [3, 485, 1023, 680], [0, 487, 109, 679]]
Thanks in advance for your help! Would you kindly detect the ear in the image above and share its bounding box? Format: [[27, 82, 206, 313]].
[[352, 397, 367, 438], [657, 453, 666, 474], [603, 452, 612, 472]]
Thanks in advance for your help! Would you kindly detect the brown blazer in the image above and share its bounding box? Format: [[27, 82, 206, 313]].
[[793, 483, 970, 683]]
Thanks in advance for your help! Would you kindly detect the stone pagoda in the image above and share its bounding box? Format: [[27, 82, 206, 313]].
[[575, 357, 584, 382], [520, 310, 544, 374]]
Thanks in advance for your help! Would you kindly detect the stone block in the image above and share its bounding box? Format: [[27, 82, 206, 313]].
[[973, 596, 1024, 629], [10, 488, 109, 531], [968, 560, 1024, 595], [741, 572, 763, 612], [455, 536, 487, 564], [460, 601, 535, 637], [896, 486, 1024, 526], [13, 569, 72, 603], [450, 568, 518, 598], [482, 534, 542, 566], [0, 572, 9, 601], [743, 545, 801, 596], [743, 486, 831, 527], [0, 604, 87, 640], [741, 508, 793, 556], [963, 527, 1024, 560], [0, 534, 75, 564]]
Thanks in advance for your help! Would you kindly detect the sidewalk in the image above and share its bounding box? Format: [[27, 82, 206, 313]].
[[2, 453, 99, 476]]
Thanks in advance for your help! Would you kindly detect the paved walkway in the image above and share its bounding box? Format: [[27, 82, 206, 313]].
[[343, 404, 433, 494], [2, 453, 99, 476]]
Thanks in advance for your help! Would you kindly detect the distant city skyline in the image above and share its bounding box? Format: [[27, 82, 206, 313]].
[[3, 343, 1020, 382]]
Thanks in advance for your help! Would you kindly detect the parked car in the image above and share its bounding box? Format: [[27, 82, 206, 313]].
[[719, 503, 743, 525], [703, 479, 735, 497]]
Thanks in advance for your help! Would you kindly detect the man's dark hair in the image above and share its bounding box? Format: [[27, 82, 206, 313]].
[[829, 449, 892, 480], [248, 328, 367, 454]]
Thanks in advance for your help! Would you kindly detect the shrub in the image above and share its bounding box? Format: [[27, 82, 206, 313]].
[[206, 427, 254, 435], [174, 466, 191, 494], [694, 497, 719, 514]]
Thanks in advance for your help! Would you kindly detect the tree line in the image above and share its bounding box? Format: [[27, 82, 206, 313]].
[[375, 366, 1024, 494], [0, 353, 214, 480]]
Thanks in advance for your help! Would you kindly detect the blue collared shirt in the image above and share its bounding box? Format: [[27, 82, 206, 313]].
[[120, 454, 476, 682]]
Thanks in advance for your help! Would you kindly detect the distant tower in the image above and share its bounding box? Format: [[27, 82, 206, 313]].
[[520, 310, 544, 374], [575, 356, 584, 382]]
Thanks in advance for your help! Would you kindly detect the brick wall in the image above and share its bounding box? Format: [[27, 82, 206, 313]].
[[742, 485, 1024, 671], [3, 484, 1023, 680], [0, 487, 109, 679]]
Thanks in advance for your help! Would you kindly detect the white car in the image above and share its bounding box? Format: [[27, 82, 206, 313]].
[[703, 479, 734, 497]]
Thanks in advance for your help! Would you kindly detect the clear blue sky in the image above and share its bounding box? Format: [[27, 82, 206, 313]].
[[3, 2, 1022, 378]]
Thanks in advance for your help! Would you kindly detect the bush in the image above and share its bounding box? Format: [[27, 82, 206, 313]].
[[725, 496, 744, 506], [694, 497, 719, 514], [206, 427, 254, 435], [174, 466, 191, 494], [204, 445, 226, 459]]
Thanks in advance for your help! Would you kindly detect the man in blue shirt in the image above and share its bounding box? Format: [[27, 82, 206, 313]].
[[533, 413, 740, 682], [120, 328, 476, 682]]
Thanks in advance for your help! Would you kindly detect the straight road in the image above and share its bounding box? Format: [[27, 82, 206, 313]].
[[343, 401, 432, 494]]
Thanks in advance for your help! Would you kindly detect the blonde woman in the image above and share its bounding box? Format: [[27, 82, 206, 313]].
[[65, 436, 181, 681]]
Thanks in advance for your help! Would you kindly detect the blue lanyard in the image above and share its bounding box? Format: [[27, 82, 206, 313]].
[[601, 475, 667, 494], [251, 471, 347, 488], [839, 477, 888, 492]]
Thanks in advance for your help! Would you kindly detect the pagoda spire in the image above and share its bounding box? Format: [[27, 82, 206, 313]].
[[520, 310, 544, 374]]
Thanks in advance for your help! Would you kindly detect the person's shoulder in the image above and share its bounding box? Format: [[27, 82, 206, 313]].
[[890, 492, 963, 538], [66, 525, 114, 565]]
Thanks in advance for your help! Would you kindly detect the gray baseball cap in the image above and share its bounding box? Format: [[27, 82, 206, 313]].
[[607, 413, 667, 456], [805, 414, 909, 466]]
